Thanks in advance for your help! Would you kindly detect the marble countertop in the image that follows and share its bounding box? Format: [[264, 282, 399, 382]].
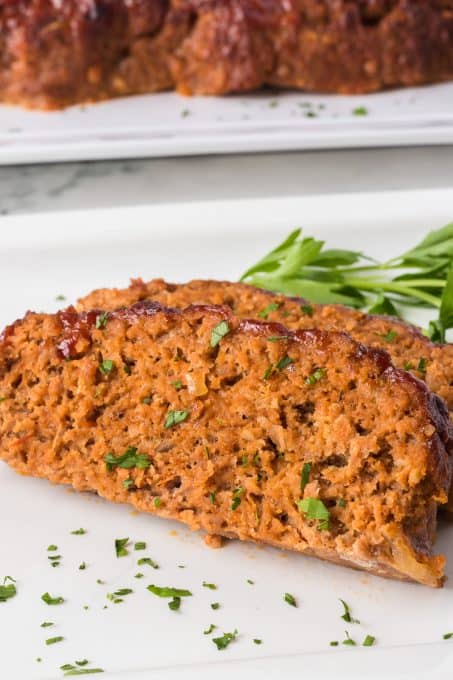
[[1, 145, 453, 215]]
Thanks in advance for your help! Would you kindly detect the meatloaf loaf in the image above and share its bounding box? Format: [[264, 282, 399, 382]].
[[78, 278, 453, 422], [1, 1, 452, 109], [0, 301, 451, 586]]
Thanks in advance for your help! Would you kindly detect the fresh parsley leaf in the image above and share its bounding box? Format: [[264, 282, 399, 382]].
[[45, 636, 64, 645], [47, 544, 58, 551], [202, 582, 217, 590], [353, 106, 368, 116], [298, 497, 330, 530], [147, 585, 192, 598], [339, 599, 360, 624], [368, 295, 399, 317], [231, 487, 244, 510], [300, 462, 311, 493], [212, 629, 238, 650], [0, 578, 17, 602], [99, 359, 114, 375], [363, 635, 376, 647], [114, 538, 129, 558], [204, 624, 216, 635], [105, 447, 151, 471], [284, 593, 297, 607], [164, 410, 189, 429], [41, 592, 64, 605], [40, 621, 54, 628], [211, 602, 220, 610], [275, 355, 294, 371], [253, 639, 262, 645], [71, 528, 87, 535], [210, 321, 230, 348], [137, 557, 159, 569]]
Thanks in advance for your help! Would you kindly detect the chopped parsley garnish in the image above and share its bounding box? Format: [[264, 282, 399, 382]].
[[204, 624, 216, 635], [154, 497, 162, 508], [258, 303, 280, 319], [56, 294, 66, 301], [210, 321, 230, 348], [71, 528, 87, 535], [202, 582, 217, 590], [267, 335, 290, 342], [95, 313, 108, 330], [231, 487, 244, 510], [276, 355, 294, 371], [298, 497, 330, 530], [171, 380, 183, 390], [418, 357, 427, 373], [105, 447, 151, 471], [114, 538, 129, 558], [0, 576, 17, 603], [209, 491, 216, 505], [134, 542, 146, 551], [212, 629, 238, 650], [330, 641, 339, 647], [122, 478, 134, 490], [99, 359, 114, 375], [443, 632, 453, 639], [301, 304, 313, 317], [137, 557, 159, 569], [211, 602, 220, 610], [147, 585, 192, 598], [305, 368, 326, 385], [41, 621, 54, 628], [339, 599, 360, 624], [96, 579, 105, 585], [78, 562, 87, 570], [113, 588, 133, 597], [284, 593, 297, 607], [47, 544, 58, 551], [381, 330, 397, 343], [300, 462, 311, 493], [342, 631, 357, 646], [61, 661, 104, 675], [164, 409, 189, 429], [123, 364, 131, 375], [363, 635, 376, 646], [253, 639, 262, 645], [168, 597, 181, 611], [403, 361, 413, 371], [41, 592, 64, 605], [46, 636, 64, 645], [337, 498, 346, 508], [135, 573, 144, 579], [263, 365, 273, 380], [247, 579, 254, 585], [353, 106, 368, 116], [142, 396, 152, 404]]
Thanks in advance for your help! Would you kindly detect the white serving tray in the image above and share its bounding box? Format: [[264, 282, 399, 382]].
[[0, 83, 453, 164], [1, 188, 453, 680]]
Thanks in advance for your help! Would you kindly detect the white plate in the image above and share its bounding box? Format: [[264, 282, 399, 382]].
[[1, 188, 453, 680], [1, 83, 453, 164]]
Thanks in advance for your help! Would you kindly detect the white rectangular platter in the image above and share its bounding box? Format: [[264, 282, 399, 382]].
[[0, 83, 453, 164], [1, 188, 453, 680]]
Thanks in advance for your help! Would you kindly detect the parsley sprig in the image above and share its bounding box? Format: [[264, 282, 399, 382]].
[[241, 223, 453, 342]]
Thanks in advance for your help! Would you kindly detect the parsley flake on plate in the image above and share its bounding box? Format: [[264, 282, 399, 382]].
[[443, 632, 453, 640], [202, 582, 217, 590], [342, 631, 357, 646], [41, 592, 64, 605], [204, 624, 216, 635], [211, 602, 220, 610], [41, 621, 54, 628], [47, 544, 58, 552], [210, 320, 230, 348], [284, 593, 297, 607], [168, 597, 181, 611], [46, 636, 64, 645], [339, 599, 360, 624], [134, 542, 146, 551], [212, 629, 238, 650], [0, 576, 17, 602], [147, 585, 192, 598], [71, 528, 87, 535], [114, 538, 129, 558], [137, 557, 159, 569], [253, 639, 262, 645], [363, 635, 376, 647], [99, 359, 114, 375]]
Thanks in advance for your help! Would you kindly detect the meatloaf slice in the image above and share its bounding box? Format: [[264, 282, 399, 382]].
[[77, 278, 453, 420], [0, 301, 451, 586]]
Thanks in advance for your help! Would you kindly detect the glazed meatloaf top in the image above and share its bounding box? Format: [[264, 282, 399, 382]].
[[1, 0, 452, 108], [77, 278, 453, 417], [0, 301, 451, 586]]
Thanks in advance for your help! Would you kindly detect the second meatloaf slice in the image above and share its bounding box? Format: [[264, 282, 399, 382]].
[[0, 301, 451, 586]]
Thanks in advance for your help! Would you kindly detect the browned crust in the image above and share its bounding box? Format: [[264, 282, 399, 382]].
[[1, 300, 451, 586], [0, 1, 452, 109]]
